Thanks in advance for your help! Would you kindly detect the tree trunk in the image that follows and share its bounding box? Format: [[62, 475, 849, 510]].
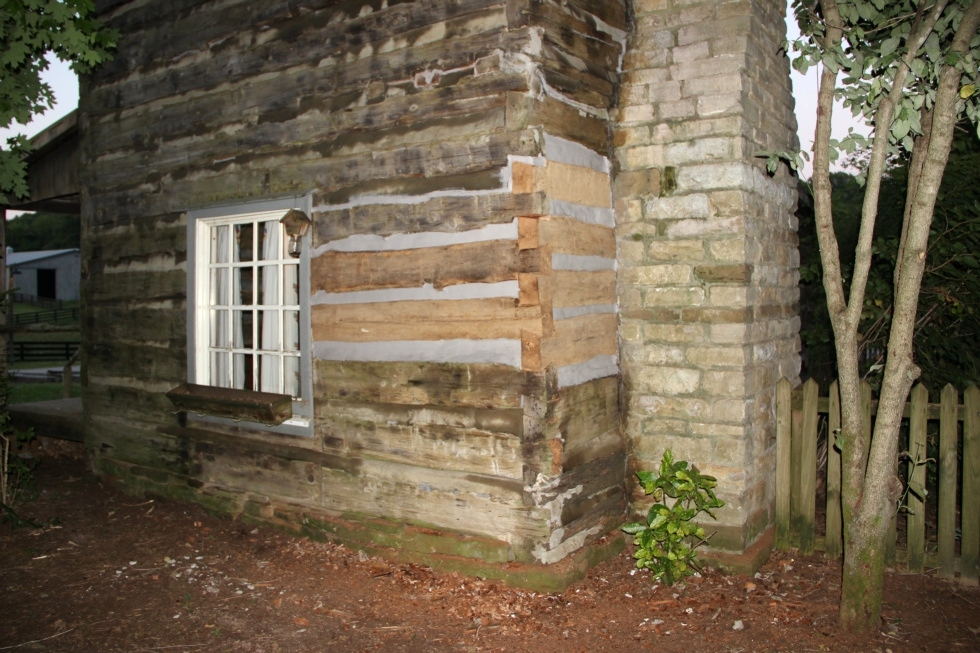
[[834, 0, 980, 632]]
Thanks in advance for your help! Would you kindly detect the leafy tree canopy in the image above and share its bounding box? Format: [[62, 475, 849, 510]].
[[1, 0, 115, 201], [5, 210, 79, 250], [800, 123, 980, 392]]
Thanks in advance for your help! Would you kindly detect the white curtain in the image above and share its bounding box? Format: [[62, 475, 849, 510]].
[[259, 220, 281, 393], [209, 224, 244, 389]]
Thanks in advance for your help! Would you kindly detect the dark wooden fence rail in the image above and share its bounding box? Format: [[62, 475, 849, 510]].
[[775, 377, 980, 585], [13, 307, 80, 326], [10, 341, 79, 363]]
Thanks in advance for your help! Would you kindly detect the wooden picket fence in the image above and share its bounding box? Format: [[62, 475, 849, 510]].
[[775, 377, 980, 584]]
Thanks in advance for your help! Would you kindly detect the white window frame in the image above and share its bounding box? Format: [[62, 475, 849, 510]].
[[186, 196, 313, 437]]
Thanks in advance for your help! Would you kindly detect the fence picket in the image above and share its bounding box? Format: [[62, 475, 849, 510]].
[[826, 381, 842, 560], [775, 378, 793, 549], [795, 379, 819, 555], [938, 384, 958, 578], [906, 385, 928, 572], [775, 377, 972, 579], [963, 386, 980, 585]]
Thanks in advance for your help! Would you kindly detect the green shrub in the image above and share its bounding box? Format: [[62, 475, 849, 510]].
[[623, 449, 724, 585]]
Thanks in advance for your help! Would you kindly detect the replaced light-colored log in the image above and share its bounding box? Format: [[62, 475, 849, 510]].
[[311, 299, 543, 342]]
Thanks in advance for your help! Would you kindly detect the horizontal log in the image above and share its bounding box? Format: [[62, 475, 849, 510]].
[[196, 440, 321, 505], [85, 340, 185, 381], [85, 305, 185, 343], [508, 92, 611, 154], [315, 190, 546, 242], [313, 240, 542, 293], [548, 375, 620, 451], [311, 298, 543, 342], [84, 269, 186, 304], [541, 313, 617, 368], [313, 359, 548, 410], [320, 457, 549, 554], [549, 269, 616, 307], [321, 412, 526, 479], [315, 399, 525, 437], [89, 1, 512, 114], [512, 160, 610, 208]]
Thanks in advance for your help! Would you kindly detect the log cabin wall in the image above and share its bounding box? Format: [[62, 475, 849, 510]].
[[80, 0, 629, 584]]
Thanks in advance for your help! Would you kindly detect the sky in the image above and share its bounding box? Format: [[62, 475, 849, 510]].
[[2, 3, 864, 189]]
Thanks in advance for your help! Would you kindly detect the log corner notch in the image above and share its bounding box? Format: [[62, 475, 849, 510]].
[[509, 149, 618, 383]]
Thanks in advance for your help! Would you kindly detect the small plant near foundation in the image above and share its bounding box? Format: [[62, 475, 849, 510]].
[[622, 449, 724, 586]]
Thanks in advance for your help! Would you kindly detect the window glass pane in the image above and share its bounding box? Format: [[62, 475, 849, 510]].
[[258, 265, 279, 305], [283, 263, 299, 305], [234, 353, 251, 391], [210, 309, 230, 348], [234, 310, 253, 348], [235, 268, 253, 306], [258, 220, 280, 261], [210, 268, 229, 306], [236, 223, 254, 262], [284, 310, 300, 351], [257, 310, 280, 351], [258, 354, 281, 393], [283, 355, 300, 398], [210, 351, 231, 388], [211, 225, 230, 263]]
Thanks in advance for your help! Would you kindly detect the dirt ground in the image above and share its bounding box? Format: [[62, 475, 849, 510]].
[[2, 446, 979, 653]]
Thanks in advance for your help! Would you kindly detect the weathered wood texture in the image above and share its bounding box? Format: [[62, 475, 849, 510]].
[[777, 379, 980, 581], [83, 0, 627, 574]]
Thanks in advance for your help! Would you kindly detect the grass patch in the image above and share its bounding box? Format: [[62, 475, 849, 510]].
[[7, 382, 81, 403]]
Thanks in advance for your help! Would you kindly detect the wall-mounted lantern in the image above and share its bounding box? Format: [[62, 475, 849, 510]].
[[280, 209, 312, 258]]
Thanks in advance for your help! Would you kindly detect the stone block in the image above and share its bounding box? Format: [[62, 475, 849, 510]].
[[698, 92, 742, 117], [665, 137, 732, 165], [639, 344, 687, 365], [658, 98, 698, 121], [646, 239, 706, 262], [636, 394, 710, 419], [708, 237, 748, 262], [712, 399, 748, 424], [643, 286, 705, 308], [641, 323, 706, 343], [694, 263, 752, 284], [625, 264, 692, 286], [689, 421, 746, 438], [686, 345, 748, 368], [635, 366, 701, 395], [702, 369, 747, 397], [619, 104, 655, 124], [614, 168, 661, 198], [709, 323, 748, 345], [671, 55, 743, 82], [683, 72, 744, 98], [678, 161, 755, 192], [623, 144, 665, 169], [645, 193, 710, 220], [672, 40, 709, 64], [708, 286, 748, 307], [648, 79, 683, 103], [666, 216, 745, 238]]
